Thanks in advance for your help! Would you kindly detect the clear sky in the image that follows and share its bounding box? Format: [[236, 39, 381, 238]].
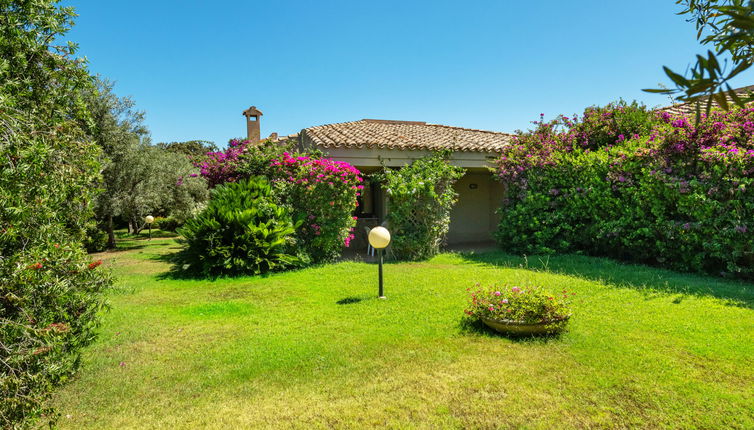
[[63, 0, 754, 147]]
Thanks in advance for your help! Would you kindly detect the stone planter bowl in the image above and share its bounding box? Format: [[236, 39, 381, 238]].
[[481, 315, 570, 336]]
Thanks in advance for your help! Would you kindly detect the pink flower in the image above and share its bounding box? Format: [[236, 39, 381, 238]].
[[493, 291, 501, 296], [511, 286, 521, 293]]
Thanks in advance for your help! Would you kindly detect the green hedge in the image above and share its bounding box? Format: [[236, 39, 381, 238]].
[[495, 102, 753, 278]]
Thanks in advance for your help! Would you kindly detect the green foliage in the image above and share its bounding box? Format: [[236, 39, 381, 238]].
[[381, 152, 464, 260], [0, 0, 93, 122], [85, 79, 208, 246], [177, 177, 302, 277], [201, 140, 361, 264], [153, 216, 182, 232], [464, 285, 572, 326], [646, 0, 754, 116], [0, 2, 115, 427], [157, 139, 218, 161], [0, 110, 112, 428], [267, 151, 362, 263], [495, 103, 754, 278], [83, 223, 109, 252]]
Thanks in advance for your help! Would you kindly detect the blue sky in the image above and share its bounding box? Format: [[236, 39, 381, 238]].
[[64, 0, 754, 147]]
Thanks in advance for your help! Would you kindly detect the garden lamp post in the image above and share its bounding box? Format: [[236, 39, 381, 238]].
[[145, 215, 154, 240], [368, 226, 391, 299]]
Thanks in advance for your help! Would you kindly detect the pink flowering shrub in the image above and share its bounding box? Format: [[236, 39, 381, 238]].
[[465, 285, 572, 326], [195, 139, 363, 264], [196, 139, 249, 187], [495, 101, 754, 278], [268, 152, 363, 262]]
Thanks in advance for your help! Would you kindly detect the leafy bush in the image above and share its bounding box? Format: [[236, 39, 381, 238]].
[[196, 139, 363, 264], [465, 285, 573, 324], [1, 2, 113, 426], [153, 216, 182, 232], [176, 177, 302, 276], [495, 101, 754, 278], [84, 222, 110, 252], [380, 152, 464, 260], [0, 111, 112, 428], [267, 152, 363, 263]]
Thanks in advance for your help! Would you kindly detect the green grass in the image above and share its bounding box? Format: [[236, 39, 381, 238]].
[[51, 237, 754, 429]]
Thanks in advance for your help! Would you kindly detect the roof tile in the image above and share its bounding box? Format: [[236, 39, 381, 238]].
[[301, 119, 513, 152]]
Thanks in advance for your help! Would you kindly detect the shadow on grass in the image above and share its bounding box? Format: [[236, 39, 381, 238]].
[[152, 250, 308, 282], [100, 236, 180, 254], [458, 251, 754, 310], [458, 316, 566, 343], [115, 229, 179, 240], [336, 296, 364, 305]]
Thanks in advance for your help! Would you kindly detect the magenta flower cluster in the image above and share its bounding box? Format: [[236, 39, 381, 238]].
[[196, 139, 249, 188], [268, 152, 364, 257]]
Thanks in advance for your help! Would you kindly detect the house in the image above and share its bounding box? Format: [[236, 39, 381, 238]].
[[242, 107, 513, 245]]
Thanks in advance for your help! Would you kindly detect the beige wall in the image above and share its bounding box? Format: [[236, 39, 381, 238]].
[[311, 146, 500, 169], [447, 173, 505, 244]]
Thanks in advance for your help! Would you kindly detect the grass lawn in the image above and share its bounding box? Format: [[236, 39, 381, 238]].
[[51, 237, 754, 429]]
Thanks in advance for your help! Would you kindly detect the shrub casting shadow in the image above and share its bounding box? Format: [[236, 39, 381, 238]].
[[153, 249, 310, 281], [458, 250, 754, 310]]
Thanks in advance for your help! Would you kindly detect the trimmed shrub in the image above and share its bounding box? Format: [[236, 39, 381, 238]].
[[177, 177, 302, 276], [495, 101, 754, 278], [381, 151, 465, 260]]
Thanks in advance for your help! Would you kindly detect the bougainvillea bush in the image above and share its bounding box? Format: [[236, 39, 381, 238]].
[[381, 151, 464, 260], [267, 151, 363, 262], [495, 101, 754, 278], [465, 285, 572, 324], [194, 139, 363, 265], [177, 177, 302, 276]]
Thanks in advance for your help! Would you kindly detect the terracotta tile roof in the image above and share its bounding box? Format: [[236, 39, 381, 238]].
[[659, 85, 754, 117], [301, 119, 513, 153]]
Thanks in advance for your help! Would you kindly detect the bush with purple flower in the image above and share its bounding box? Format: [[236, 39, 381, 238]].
[[193, 138, 363, 264], [494, 101, 753, 278]]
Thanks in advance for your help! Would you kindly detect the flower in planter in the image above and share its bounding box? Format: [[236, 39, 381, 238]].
[[465, 285, 573, 335]]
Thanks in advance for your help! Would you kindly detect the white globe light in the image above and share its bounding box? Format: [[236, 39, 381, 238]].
[[145, 215, 155, 224], [368, 226, 391, 249]]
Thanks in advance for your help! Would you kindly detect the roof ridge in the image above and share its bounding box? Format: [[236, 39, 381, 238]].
[[305, 118, 513, 136], [422, 122, 514, 136]]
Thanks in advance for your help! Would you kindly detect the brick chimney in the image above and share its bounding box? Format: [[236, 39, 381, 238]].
[[242, 106, 263, 142]]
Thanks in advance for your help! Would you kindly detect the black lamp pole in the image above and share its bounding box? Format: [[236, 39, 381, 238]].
[[378, 248, 384, 298]]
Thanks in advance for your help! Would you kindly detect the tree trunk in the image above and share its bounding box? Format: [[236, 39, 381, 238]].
[[133, 217, 143, 234], [107, 214, 116, 249]]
